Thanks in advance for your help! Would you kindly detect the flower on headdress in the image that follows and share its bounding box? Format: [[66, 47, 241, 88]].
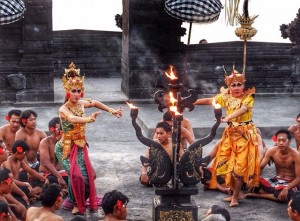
[[0, 148, 4, 154], [116, 199, 123, 209], [272, 135, 277, 142], [3, 177, 11, 185], [5, 115, 10, 121], [16, 146, 23, 153], [49, 127, 55, 132], [0, 212, 6, 218], [21, 118, 26, 123]]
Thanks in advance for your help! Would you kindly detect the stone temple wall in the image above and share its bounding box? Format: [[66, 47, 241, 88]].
[[186, 41, 298, 95], [53, 30, 122, 78], [0, 0, 298, 104], [0, 0, 54, 104], [121, 0, 299, 99]]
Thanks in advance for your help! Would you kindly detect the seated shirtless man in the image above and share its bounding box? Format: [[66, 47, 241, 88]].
[[140, 121, 184, 186], [2, 140, 49, 203], [39, 117, 67, 189], [0, 110, 22, 155], [25, 183, 64, 221], [0, 168, 26, 221], [15, 110, 47, 171], [246, 129, 300, 202], [155, 111, 195, 150], [288, 113, 300, 151]]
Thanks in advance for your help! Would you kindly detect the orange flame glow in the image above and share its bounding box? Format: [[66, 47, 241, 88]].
[[170, 106, 181, 116], [164, 65, 178, 80], [169, 92, 177, 105], [212, 99, 221, 109], [126, 102, 138, 109], [168, 92, 181, 115]]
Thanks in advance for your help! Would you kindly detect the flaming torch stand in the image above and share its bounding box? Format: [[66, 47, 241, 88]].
[[152, 81, 199, 221], [130, 66, 221, 221]]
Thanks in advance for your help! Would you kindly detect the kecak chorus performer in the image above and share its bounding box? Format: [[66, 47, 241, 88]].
[[55, 63, 122, 215], [194, 66, 261, 207]]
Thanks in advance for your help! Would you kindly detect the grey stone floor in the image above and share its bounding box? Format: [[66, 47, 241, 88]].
[[1, 77, 298, 220]]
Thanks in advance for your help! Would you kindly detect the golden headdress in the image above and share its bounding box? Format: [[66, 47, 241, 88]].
[[62, 62, 85, 91], [224, 64, 246, 85]]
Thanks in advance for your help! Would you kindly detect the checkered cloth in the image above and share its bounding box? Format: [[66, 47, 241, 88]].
[[0, 0, 25, 25], [165, 0, 223, 23]]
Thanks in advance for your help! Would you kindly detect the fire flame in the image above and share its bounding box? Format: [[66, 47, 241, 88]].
[[170, 106, 181, 116], [169, 92, 177, 105], [126, 102, 138, 109], [169, 92, 181, 115], [164, 65, 178, 80], [212, 99, 221, 109]]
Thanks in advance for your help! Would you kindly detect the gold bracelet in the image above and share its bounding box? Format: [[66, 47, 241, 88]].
[[84, 117, 92, 123], [108, 108, 115, 114]]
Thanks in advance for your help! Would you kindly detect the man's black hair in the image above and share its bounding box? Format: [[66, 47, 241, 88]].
[[48, 117, 60, 129], [275, 129, 292, 140], [40, 183, 62, 207], [19, 110, 37, 128], [163, 111, 172, 122], [11, 140, 30, 154], [156, 121, 171, 132], [101, 190, 129, 215], [290, 192, 300, 214], [0, 201, 9, 215], [0, 168, 10, 183], [8, 109, 22, 117], [210, 204, 231, 221]]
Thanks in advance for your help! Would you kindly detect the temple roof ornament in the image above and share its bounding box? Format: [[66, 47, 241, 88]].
[[280, 8, 300, 54]]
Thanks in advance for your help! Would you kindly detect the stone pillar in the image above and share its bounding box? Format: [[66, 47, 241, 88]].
[[121, 0, 186, 99], [16, 0, 54, 103]]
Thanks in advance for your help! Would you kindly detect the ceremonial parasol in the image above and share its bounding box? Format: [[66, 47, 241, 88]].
[[0, 0, 25, 25], [164, 0, 223, 44]]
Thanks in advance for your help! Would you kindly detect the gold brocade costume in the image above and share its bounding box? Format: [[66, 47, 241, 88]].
[[209, 87, 260, 189], [58, 103, 87, 160]]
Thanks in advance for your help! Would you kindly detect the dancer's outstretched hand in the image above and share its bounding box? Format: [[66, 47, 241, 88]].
[[112, 106, 123, 118]]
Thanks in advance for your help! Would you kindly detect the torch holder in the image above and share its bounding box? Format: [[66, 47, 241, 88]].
[[153, 186, 198, 221]]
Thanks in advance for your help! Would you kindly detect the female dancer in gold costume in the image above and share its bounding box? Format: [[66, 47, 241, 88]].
[[55, 63, 122, 215]]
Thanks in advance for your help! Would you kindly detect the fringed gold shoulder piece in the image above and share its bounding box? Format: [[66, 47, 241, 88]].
[[220, 86, 229, 94], [245, 87, 255, 95]]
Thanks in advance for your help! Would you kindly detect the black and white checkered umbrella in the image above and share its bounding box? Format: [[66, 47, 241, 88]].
[[165, 0, 223, 23], [165, 0, 223, 44], [0, 0, 25, 25]]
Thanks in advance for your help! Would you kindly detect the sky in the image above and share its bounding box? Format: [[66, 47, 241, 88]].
[[52, 0, 300, 44]]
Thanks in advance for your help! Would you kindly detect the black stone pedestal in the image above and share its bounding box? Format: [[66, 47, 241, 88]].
[[153, 186, 198, 221]]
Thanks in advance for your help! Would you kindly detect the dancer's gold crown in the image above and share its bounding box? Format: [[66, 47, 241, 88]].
[[224, 66, 246, 85], [62, 62, 84, 91]]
